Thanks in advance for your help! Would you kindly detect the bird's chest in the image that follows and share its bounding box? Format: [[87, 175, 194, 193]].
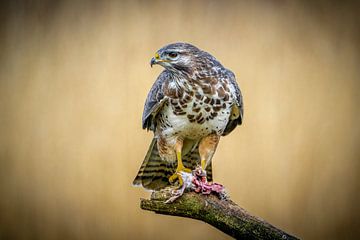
[[158, 83, 233, 139]]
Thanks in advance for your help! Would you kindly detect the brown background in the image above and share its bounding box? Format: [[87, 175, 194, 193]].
[[0, 1, 359, 239]]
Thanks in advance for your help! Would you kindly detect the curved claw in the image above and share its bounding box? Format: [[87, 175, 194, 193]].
[[169, 167, 192, 185], [165, 171, 194, 203], [168, 173, 178, 184]]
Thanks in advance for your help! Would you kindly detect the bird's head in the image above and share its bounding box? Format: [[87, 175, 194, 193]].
[[150, 43, 214, 75]]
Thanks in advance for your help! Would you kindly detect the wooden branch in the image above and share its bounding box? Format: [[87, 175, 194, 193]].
[[140, 189, 299, 240]]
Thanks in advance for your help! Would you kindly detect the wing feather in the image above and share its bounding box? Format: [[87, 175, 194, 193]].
[[142, 70, 169, 131], [222, 70, 244, 136]]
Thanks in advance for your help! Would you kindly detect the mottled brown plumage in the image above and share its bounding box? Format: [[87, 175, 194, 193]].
[[133, 43, 243, 190]]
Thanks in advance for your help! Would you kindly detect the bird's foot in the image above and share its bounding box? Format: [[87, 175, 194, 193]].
[[164, 167, 228, 203], [165, 171, 193, 203], [191, 166, 228, 200], [166, 166, 193, 203], [168, 166, 192, 184]]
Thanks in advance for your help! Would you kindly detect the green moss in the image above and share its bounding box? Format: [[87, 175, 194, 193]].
[[140, 192, 299, 240]]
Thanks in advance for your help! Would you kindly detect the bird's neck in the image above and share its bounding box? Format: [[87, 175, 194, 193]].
[[169, 71, 191, 89]]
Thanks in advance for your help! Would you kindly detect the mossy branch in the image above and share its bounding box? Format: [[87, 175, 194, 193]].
[[140, 190, 299, 240]]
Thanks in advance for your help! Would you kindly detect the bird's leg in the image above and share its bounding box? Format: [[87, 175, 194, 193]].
[[191, 134, 226, 198], [198, 134, 220, 181], [169, 138, 192, 185]]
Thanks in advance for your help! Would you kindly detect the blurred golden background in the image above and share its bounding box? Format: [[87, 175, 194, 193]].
[[0, 1, 359, 239]]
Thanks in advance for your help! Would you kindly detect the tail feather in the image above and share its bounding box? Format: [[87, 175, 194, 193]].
[[133, 138, 213, 190], [133, 138, 174, 190]]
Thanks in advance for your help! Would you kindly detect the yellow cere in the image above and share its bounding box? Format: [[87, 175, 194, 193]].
[[155, 52, 160, 59]]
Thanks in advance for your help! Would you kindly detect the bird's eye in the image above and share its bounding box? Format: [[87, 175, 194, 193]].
[[168, 52, 178, 58]]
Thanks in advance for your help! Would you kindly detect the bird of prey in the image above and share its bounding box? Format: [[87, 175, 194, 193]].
[[133, 43, 243, 194]]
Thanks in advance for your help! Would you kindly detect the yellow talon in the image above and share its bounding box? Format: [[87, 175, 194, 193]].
[[169, 173, 178, 183], [169, 149, 191, 185], [169, 165, 192, 184], [201, 159, 206, 170]]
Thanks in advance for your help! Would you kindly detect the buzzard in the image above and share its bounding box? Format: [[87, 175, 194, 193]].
[[133, 43, 243, 195]]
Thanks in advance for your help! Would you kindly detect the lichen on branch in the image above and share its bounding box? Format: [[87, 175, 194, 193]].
[[140, 189, 299, 240]]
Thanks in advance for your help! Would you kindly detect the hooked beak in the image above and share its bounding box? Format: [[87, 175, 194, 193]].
[[150, 52, 160, 67], [150, 58, 156, 67]]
